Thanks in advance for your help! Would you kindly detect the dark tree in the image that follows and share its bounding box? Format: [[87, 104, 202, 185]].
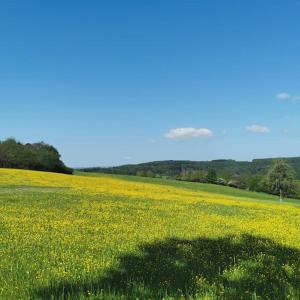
[[0, 138, 73, 174]]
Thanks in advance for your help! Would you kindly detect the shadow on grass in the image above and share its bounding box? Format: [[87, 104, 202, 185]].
[[35, 235, 300, 299]]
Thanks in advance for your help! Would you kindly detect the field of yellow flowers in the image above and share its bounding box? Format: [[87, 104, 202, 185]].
[[0, 168, 299, 299]]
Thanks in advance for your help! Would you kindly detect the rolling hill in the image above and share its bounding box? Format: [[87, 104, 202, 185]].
[[0, 168, 299, 299]]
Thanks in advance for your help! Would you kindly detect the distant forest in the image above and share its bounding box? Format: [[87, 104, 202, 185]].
[[82, 158, 300, 197], [0, 138, 72, 174], [82, 158, 300, 179]]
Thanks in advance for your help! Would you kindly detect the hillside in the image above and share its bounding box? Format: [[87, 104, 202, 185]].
[[0, 169, 299, 299], [82, 157, 300, 179]]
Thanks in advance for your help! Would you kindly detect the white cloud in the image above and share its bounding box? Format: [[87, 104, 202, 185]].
[[276, 92, 291, 100], [276, 92, 300, 101], [246, 124, 270, 133], [165, 127, 213, 140]]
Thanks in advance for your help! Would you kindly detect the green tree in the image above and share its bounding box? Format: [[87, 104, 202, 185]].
[[266, 160, 295, 202], [146, 170, 155, 177], [0, 138, 72, 174], [248, 175, 263, 192], [193, 170, 207, 182], [219, 170, 232, 182], [136, 170, 147, 177], [206, 169, 217, 183]]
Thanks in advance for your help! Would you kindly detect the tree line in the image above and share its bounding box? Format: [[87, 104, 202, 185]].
[[0, 138, 73, 174], [176, 160, 297, 200], [84, 158, 300, 179], [84, 160, 299, 200]]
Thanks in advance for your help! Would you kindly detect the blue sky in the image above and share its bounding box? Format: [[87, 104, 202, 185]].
[[1, 1, 300, 167]]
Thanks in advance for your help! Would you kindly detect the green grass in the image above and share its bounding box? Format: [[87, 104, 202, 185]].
[[0, 169, 299, 299], [75, 170, 300, 205]]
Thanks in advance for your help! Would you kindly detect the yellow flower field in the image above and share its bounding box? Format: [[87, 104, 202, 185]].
[[0, 168, 299, 299]]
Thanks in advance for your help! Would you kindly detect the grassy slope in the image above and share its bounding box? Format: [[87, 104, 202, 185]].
[[76, 171, 300, 205], [0, 169, 299, 299]]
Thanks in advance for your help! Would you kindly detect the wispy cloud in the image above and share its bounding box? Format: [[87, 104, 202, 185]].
[[246, 124, 270, 134], [276, 92, 291, 100], [276, 92, 300, 101], [165, 127, 213, 140]]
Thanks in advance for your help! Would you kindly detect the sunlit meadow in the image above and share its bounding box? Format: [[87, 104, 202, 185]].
[[0, 169, 299, 299]]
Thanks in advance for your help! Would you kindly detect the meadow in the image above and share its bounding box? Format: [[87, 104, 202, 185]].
[[0, 169, 299, 299]]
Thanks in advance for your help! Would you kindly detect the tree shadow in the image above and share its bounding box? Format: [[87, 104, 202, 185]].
[[35, 235, 300, 299]]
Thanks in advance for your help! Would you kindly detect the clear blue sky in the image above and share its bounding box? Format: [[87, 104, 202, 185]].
[[1, 1, 300, 167]]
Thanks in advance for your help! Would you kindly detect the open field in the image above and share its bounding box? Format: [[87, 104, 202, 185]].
[[0, 169, 300, 299], [75, 171, 300, 205]]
